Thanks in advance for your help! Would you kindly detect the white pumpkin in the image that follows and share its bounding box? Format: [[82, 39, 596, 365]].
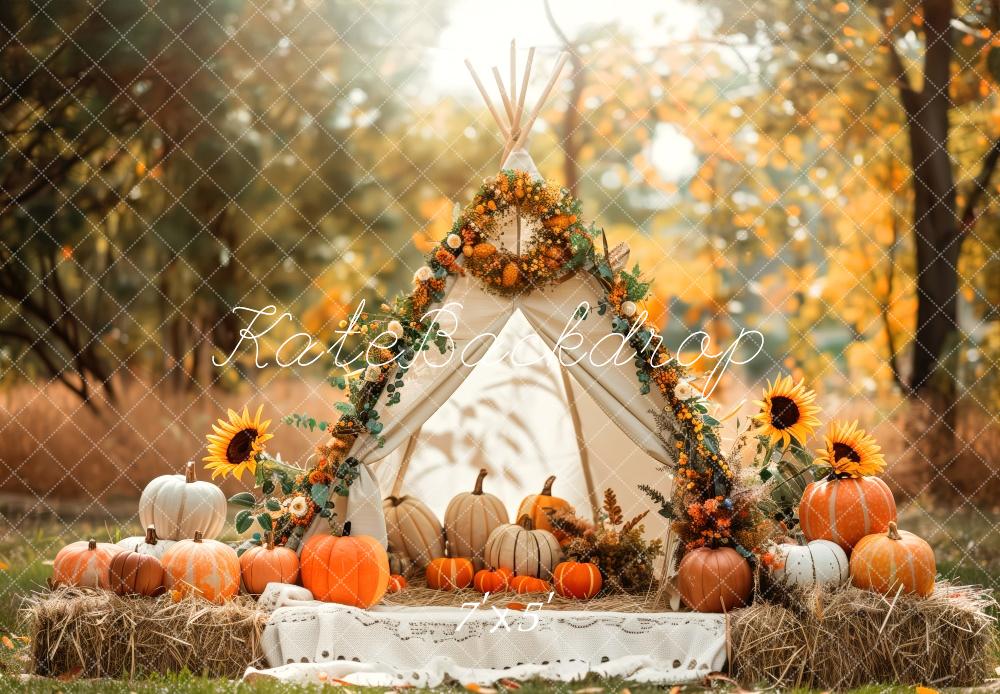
[[138, 462, 226, 540], [484, 515, 562, 580], [117, 525, 176, 560], [382, 495, 445, 569], [444, 468, 509, 571], [771, 539, 849, 590]]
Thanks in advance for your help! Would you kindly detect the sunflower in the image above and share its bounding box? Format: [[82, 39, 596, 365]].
[[203, 405, 273, 481], [814, 420, 886, 477], [753, 375, 821, 448]]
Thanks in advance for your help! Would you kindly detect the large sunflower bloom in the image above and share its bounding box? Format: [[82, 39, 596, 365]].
[[203, 405, 273, 481], [753, 375, 821, 448], [814, 420, 886, 478]]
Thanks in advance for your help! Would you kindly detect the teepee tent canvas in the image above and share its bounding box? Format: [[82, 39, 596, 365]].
[[290, 46, 685, 606]]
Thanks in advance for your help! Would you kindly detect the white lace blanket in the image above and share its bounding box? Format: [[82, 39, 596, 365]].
[[245, 584, 727, 687]]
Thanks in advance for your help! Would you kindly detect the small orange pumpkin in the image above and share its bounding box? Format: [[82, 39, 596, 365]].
[[387, 574, 407, 593], [473, 566, 513, 594], [300, 522, 390, 608], [509, 575, 552, 594], [161, 530, 240, 603], [850, 522, 936, 597], [516, 476, 572, 541], [109, 550, 165, 597], [553, 561, 602, 599], [425, 557, 474, 591], [799, 475, 897, 550], [52, 539, 124, 589], [240, 532, 300, 596], [677, 547, 752, 613]]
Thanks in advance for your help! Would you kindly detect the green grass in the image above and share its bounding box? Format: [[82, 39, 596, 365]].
[[0, 505, 994, 692]]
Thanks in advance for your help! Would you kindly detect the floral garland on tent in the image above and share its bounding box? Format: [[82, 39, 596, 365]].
[[216, 170, 770, 555]]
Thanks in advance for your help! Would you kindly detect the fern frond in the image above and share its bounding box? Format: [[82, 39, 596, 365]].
[[603, 488, 624, 525]]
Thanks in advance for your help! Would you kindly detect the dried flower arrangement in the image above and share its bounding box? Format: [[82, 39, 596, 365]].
[[545, 489, 663, 595]]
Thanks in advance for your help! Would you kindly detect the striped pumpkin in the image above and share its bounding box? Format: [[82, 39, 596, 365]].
[[382, 495, 445, 570], [300, 523, 390, 608], [444, 469, 509, 571], [770, 540, 849, 590], [516, 476, 572, 541], [483, 516, 561, 580], [426, 557, 474, 591], [799, 476, 897, 550], [553, 561, 602, 599], [161, 531, 240, 603], [850, 522, 935, 597]]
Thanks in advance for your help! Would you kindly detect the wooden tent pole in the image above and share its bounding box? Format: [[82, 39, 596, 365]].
[[501, 46, 535, 165], [512, 52, 569, 151], [465, 59, 510, 140], [492, 67, 515, 125], [509, 40, 517, 122], [389, 425, 423, 497], [558, 363, 600, 522]]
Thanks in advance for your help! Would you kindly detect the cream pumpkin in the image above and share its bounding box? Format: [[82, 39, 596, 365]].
[[444, 468, 508, 571], [382, 495, 445, 569], [484, 515, 561, 580], [116, 525, 176, 560], [139, 462, 226, 540], [52, 539, 124, 589], [770, 539, 849, 590], [161, 530, 240, 603]]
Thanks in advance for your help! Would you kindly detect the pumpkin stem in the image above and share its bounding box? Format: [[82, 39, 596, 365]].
[[145, 525, 157, 545], [887, 521, 901, 540], [517, 514, 534, 530], [541, 475, 556, 496], [194, 530, 204, 543], [265, 531, 274, 550], [87, 538, 97, 551], [185, 461, 196, 483], [385, 496, 401, 507], [473, 468, 487, 495], [342, 521, 352, 537]]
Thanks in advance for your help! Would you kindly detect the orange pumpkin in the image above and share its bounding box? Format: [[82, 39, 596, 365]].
[[553, 561, 602, 599], [850, 522, 936, 597], [425, 558, 474, 591], [109, 550, 165, 597], [517, 476, 572, 541], [161, 530, 240, 603], [799, 475, 897, 550], [509, 575, 552, 594], [240, 532, 300, 596], [387, 574, 407, 593], [473, 566, 513, 594], [52, 539, 124, 589], [300, 522, 390, 608], [677, 547, 752, 613]]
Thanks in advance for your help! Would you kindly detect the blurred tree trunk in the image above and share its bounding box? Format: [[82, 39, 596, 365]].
[[886, 0, 998, 408]]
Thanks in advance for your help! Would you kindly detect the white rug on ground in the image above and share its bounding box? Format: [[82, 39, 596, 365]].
[[244, 584, 727, 687]]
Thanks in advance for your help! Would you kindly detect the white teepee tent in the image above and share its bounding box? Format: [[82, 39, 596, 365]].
[[297, 45, 682, 606]]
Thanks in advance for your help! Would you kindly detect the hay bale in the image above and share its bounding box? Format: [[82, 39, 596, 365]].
[[731, 581, 998, 689], [23, 588, 268, 678]]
